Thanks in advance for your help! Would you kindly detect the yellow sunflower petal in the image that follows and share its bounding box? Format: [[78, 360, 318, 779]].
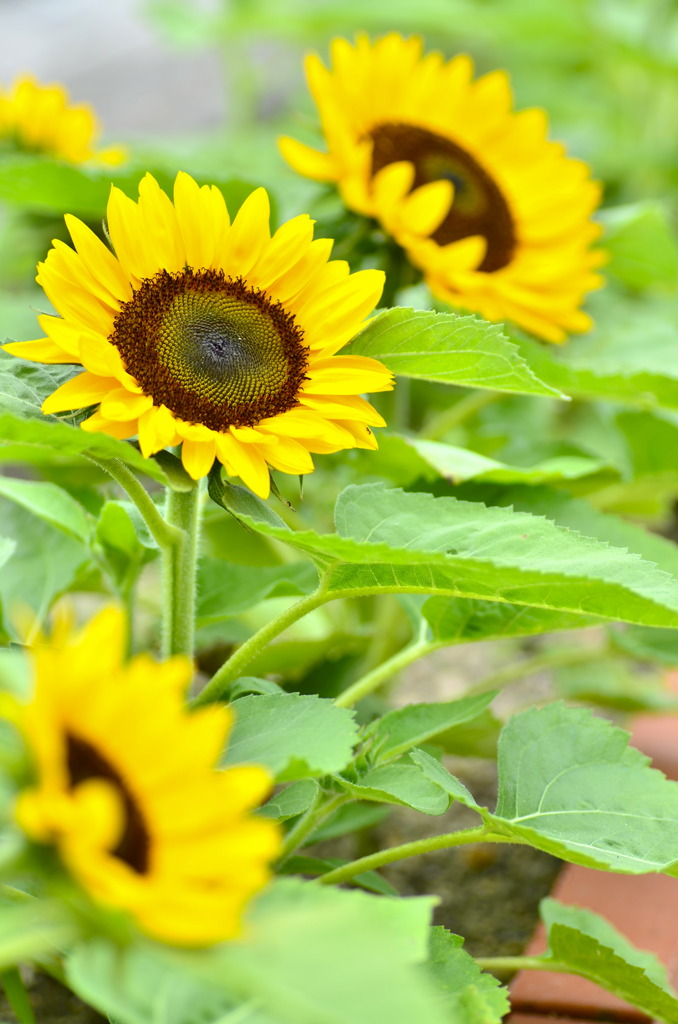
[[41, 372, 117, 414], [216, 433, 271, 498], [2, 338, 78, 364], [181, 439, 217, 480]]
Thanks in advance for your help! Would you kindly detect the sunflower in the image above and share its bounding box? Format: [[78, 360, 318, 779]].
[[0, 75, 124, 165], [5, 606, 279, 946], [280, 33, 605, 343], [3, 172, 392, 496]]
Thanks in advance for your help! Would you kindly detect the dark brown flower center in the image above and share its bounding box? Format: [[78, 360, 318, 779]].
[[370, 122, 515, 272], [109, 269, 309, 431], [66, 733, 150, 874]]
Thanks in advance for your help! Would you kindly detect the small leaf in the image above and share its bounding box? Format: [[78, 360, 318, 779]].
[[221, 693, 359, 781], [224, 676, 285, 699], [427, 927, 509, 1023], [408, 749, 481, 810], [367, 692, 497, 762], [337, 761, 451, 815], [540, 898, 678, 1024], [348, 307, 563, 397], [259, 780, 319, 821]]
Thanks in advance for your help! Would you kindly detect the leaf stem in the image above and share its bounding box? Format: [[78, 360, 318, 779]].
[[161, 482, 202, 659], [192, 586, 331, 706], [0, 967, 35, 1024], [316, 825, 525, 885], [276, 792, 352, 866], [335, 636, 436, 708], [474, 955, 551, 974]]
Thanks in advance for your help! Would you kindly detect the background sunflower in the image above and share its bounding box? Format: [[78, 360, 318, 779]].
[[280, 33, 605, 343]]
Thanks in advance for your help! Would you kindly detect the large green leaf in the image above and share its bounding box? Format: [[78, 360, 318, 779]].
[[489, 703, 678, 872], [348, 307, 563, 397], [538, 899, 678, 1023], [67, 880, 450, 1024], [427, 927, 508, 1024], [0, 413, 168, 484], [221, 693, 359, 781], [218, 483, 678, 627], [196, 559, 318, 625]]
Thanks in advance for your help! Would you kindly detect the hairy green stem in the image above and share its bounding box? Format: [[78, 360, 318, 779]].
[[193, 587, 330, 706], [335, 637, 436, 708], [87, 456, 180, 550], [162, 483, 202, 660], [317, 826, 525, 885], [276, 793, 352, 866], [0, 967, 35, 1024]]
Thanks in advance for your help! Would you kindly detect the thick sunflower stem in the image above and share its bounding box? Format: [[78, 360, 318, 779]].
[[161, 482, 202, 660]]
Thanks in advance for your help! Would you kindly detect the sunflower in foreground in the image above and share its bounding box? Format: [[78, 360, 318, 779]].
[[0, 75, 124, 165], [4, 172, 392, 495], [6, 606, 279, 946], [280, 33, 605, 343]]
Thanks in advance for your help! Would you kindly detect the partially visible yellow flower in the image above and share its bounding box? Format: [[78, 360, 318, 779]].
[[4, 171, 392, 497], [280, 33, 605, 343], [7, 606, 279, 946], [0, 75, 125, 165]]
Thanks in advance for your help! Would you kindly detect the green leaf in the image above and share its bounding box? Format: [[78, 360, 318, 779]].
[[337, 761, 451, 815], [427, 927, 509, 1023], [602, 202, 678, 290], [0, 154, 261, 219], [0, 902, 73, 969], [408, 749, 481, 810], [422, 596, 598, 644], [555, 658, 678, 713], [196, 559, 318, 625], [259, 779, 319, 821], [0, 499, 90, 636], [221, 693, 359, 781], [0, 412, 167, 484], [611, 624, 678, 666], [307, 801, 391, 843], [489, 702, 678, 872], [348, 307, 563, 397], [217, 483, 678, 628], [540, 899, 678, 1023], [224, 676, 285, 699], [367, 692, 497, 762], [371, 433, 606, 488], [0, 475, 90, 541], [512, 295, 678, 412], [68, 880, 450, 1024]]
